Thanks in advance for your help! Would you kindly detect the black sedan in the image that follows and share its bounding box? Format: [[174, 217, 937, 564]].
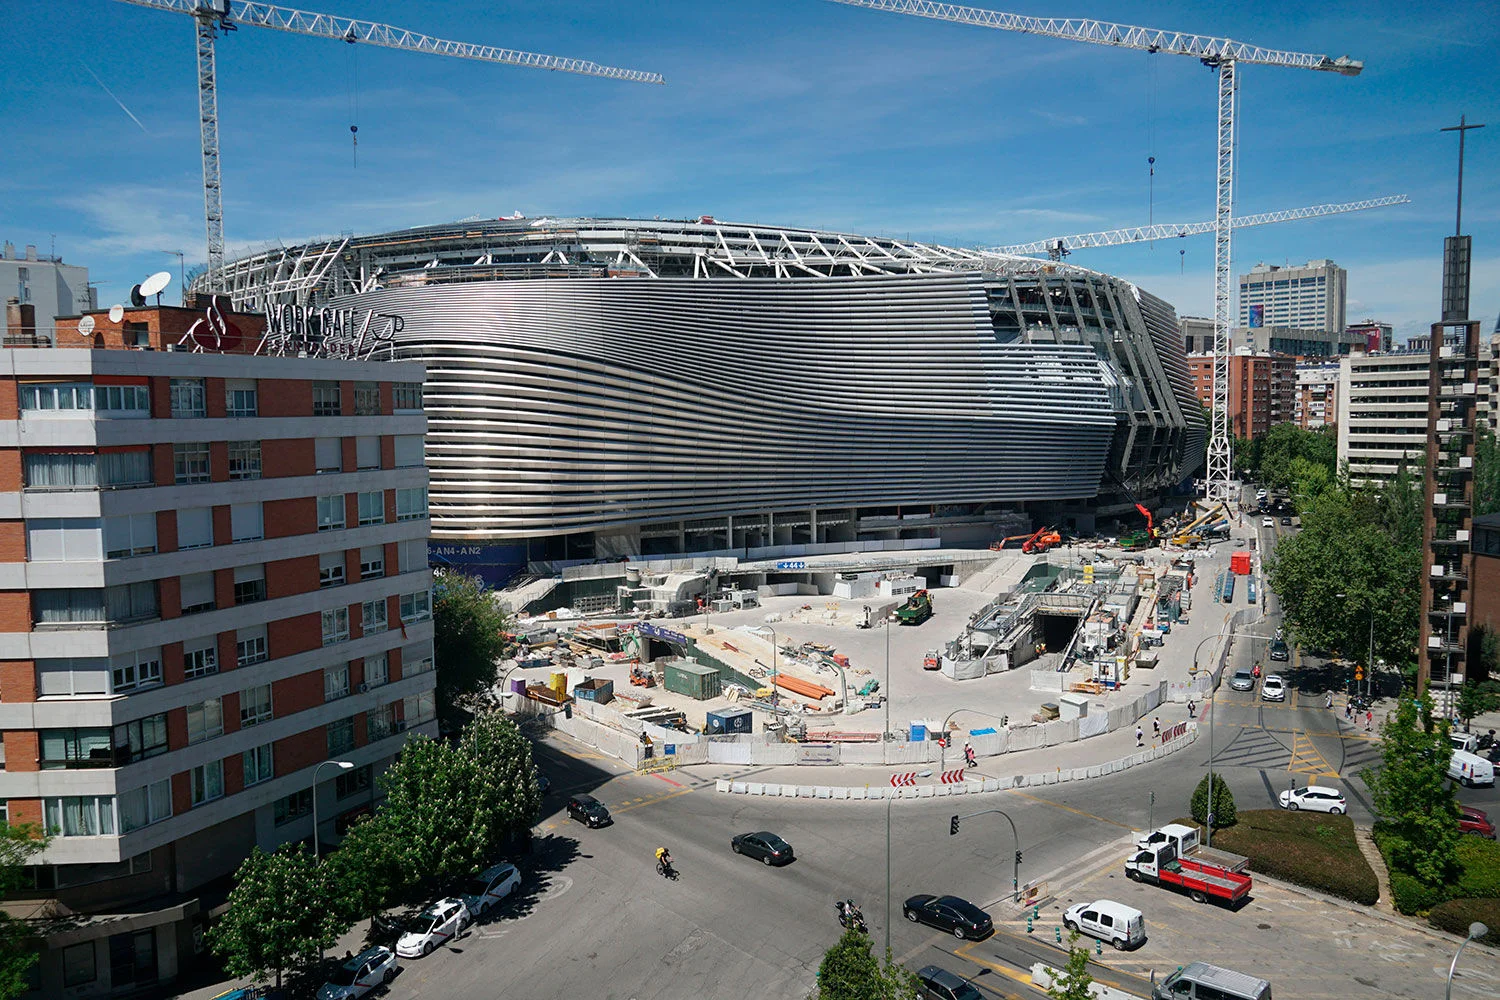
[[903, 894, 993, 940], [730, 831, 794, 866]]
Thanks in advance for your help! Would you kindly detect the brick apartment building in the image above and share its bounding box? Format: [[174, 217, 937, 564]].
[[1294, 362, 1340, 431], [0, 303, 435, 996], [1186, 352, 1296, 440]]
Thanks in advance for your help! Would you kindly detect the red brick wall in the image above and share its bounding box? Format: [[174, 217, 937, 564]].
[[274, 666, 324, 718], [263, 438, 314, 479], [213, 568, 234, 610], [260, 379, 311, 418], [159, 575, 182, 620], [212, 505, 233, 546], [341, 437, 357, 476], [0, 522, 25, 562], [0, 660, 35, 701], [53, 305, 267, 352], [205, 378, 227, 419], [270, 612, 322, 660], [161, 641, 185, 686], [172, 772, 192, 817], [0, 592, 31, 632], [0, 380, 17, 421], [156, 509, 178, 553], [209, 441, 230, 483], [4, 731, 39, 771], [275, 727, 328, 777], [153, 441, 175, 486], [0, 449, 21, 492], [268, 555, 318, 599], [1474, 555, 1500, 642], [218, 632, 237, 676], [265, 497, 315, 538]]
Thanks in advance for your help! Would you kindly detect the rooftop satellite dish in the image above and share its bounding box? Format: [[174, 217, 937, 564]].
[[140, 271, 172, 301], [108, 304, 125, 323], [78, 315, 96, 337], [129, 284, 146, 308]]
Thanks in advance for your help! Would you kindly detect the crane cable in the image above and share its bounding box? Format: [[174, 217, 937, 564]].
[[346, 33, 360, 168], [1147, 52, 1158, 248]]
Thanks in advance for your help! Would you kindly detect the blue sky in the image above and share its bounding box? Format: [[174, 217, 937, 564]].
[[4, 0, 1496, 340]]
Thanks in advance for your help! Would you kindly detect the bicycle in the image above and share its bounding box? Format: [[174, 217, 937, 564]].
[[656, 857, 678, 881]]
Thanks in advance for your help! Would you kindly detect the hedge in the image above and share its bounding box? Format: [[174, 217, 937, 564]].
[[1374, 824, 1500, 914], [1179, 810, 1379, 906], [1428, 898, 1500, 945], [1455, 838, 1500, 898]]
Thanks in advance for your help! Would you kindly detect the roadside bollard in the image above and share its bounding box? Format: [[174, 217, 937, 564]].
[[1033, 905, 1041, 920], [1055, 926, 1062, 943], [1096, 939, 1103, 957], [1027, 914, 1034, 933]]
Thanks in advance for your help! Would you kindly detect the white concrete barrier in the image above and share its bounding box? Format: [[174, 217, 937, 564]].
[[746, 782, 763, 795]]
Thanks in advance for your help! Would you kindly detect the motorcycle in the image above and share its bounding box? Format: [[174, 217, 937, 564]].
[[835, 900, 867, 933]]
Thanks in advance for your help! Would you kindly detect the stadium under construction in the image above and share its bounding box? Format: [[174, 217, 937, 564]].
[[205, 217, 1206, 587]]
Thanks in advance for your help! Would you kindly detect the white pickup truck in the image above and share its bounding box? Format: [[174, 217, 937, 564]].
[[1135, 823, 1250, 874]]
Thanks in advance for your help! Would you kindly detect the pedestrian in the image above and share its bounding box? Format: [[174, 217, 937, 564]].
[[1365, 709, 1373, 731], [1345, 701, 1353, 721], [964, 742, 977, 768], [1136, 724, 1144, 748], [1187, 699, 1196, 719], [1152, 717, 1161, 741], [1325, 691, 1333, 711]]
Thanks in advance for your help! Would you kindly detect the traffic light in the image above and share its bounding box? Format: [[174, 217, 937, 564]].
[[950, 815, 960, 835], [1015, 850, 1023, 866]]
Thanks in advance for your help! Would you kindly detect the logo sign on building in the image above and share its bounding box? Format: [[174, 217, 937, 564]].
[[1248, 303, 1264, 328], [259, 303, 403, 361], [177, 295, 250, 353], [776, 560, 807, 570], [638, 622, 689, 646]]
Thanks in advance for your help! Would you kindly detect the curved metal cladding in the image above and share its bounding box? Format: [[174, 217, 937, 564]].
[[336, 274, 1118, 541]]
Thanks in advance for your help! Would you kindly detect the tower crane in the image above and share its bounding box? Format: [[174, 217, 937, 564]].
[[114, 0, 665, 289], [825, 0, 1362, 503], [991, 195, 1409, 260]]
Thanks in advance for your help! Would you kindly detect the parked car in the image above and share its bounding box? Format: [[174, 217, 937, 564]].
[[396, 898, 468, 958], [317, 946, 397, 1000], [1279, 785, 1346, 814], [1280, 516, 1293, 526], [1260, 675, 1286, 702], [915, 965, 985, 1000], [1261, 517, 1275, 528], [566, 793, 612, 827], [1063, 899, 1145, 951], [903, 894, 993, 940], [460, 863, 521, 918], [1460, 806, 1495, 838], [1230, 669, 1256, 692], [1268, 639, 1290, 662], [730, 831, 794, 866], [536, 772, 551, 795]]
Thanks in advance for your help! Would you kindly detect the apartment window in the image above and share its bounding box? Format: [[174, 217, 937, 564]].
[[317, 495, 345, 531], [353, 382, 380, 416], [357, 491, 384, 526], [243, 743, 274, 786], [327, 717, 356, 756], [240, 684, 272, 727], [183, 636, 218, 679], [227, 441, 262, 480], [99, 450, 153, 489], [36, 658, 110, 697], [362, 598, 388, 635], [186, 697, 224, 744], [398, 537, 427, 573], [236, 625, 268, 667], [315, 436, 342, 473], [335, 764, 372, 799], [394, 382, 423, 412], [173, 443, 210, 484], [400, 589, 431, 622], [359, 545, 384, 580], [274, 789, 312, 826], [325, 664, 350, 702], [107, 582, 158, 622], [403, 690, 436, 725], [45, 795, 116, 837], [169, 379, 206, 418], [110, 648, 162, 693], [403, 642, 434, 676], [40, 728, 114, 769], [322, 606, 349, 645], [35, 588, 105, 624], [233, 565, 266, 605], [63, 942, 97, 987], [24, 453, 97, 490], [190, 760, 224, 806], [393, 435, 424, 468], [395, 487, 428, 521], [119, 779, 172, 833], [95, 387, 148, 416], [103, 513, 156, 558], [177, 507, 213, 549], [231, 502, 263, 543], [114, 714, 169, 764], [368, 702, 397, 741], [27, 518, 102, 561], [364, 652, 388, 688], [319, 550, 346, 588], [20, 383, 95, 412], [355, 435, 380, 470], [179, 572, 215, 614], [313, 381, 342, 416], [226, 379, 258, 417]]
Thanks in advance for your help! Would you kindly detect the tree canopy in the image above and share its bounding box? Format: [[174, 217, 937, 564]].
[[1362, 694, 1461, 887], [810, 928, 918, 1000], [208, 844, 345, 986], [0, 823, 48, 1000], [1047, 933, 1095, 1000], [432, 570, 510, 724]]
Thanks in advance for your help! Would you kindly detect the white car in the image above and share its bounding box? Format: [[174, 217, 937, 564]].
[[1262, 517, 1275, 528], [317, 946, 397, 1000], [1279, 786, 1346, 814], [1260, 675, 1286, 702], [461, 862, 521, 918], [396, 897, 469, 958]]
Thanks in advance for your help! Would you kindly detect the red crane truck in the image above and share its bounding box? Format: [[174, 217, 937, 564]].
[[1123, 843, 1251, 906]]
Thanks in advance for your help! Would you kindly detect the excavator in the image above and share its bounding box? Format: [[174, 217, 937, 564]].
[[1170, 502, 1232, 548], [992, 526, 1062, 553], [1118, 504, 1157, 551]]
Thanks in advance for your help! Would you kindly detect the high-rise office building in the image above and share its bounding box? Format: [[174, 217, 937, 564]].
[[1336, 350, 1432, 488], [1239, 259, 1347, 335]]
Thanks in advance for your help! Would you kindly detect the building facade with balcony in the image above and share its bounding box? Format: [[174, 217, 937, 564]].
[[1294, 362, 1340, 431], [1335, 351, 1433, 488], [0, 332, 433, 996], [1186, 352, 1295, 440]]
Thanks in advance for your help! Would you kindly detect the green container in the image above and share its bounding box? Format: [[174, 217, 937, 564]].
[[663, 658, 721, 701]]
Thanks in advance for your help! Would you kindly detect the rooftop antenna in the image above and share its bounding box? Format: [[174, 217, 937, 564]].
[[158, 250, 186, 302]]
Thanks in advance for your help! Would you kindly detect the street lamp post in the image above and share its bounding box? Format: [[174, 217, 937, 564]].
[[1446, 922, 1489, 1000], [767, 624, 778, 708], [882, 616, 893, 956], [311, 759, 355, 860]]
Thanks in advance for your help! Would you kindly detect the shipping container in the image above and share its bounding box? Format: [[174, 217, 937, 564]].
[[663, 658, 721, 700], [705, 707, 754, 734]]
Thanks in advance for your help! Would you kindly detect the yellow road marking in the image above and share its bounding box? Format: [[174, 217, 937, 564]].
[[609, 786, 695, 816], [1287, 731, 1339, 778], [1009, 790, 1131, 829], [954, 940, 1034, 988]]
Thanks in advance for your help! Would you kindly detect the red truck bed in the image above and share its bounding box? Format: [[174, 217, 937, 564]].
[[1166, 857, 1252, 901]]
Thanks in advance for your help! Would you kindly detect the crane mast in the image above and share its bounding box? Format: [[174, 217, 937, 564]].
[[116, 0, 664, 288], [826, 0, 1362, 504]]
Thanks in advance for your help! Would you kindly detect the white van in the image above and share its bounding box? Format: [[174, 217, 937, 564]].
[[1062, 899, 1145, 950], [1450, 749, 1496, 788], [1153, 962, 1271, 1000]]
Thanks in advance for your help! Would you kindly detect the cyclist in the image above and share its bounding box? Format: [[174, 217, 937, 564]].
[[655, 846, 673, 875]]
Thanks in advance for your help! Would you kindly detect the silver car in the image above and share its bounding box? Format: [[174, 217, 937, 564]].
[[1229, 669, 1255, 692]]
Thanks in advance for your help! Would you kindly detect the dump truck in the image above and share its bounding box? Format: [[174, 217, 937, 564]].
[[1135, 823, 1250, 874], [895, 589, 933, 626], [1124, 843, 1252, 906]]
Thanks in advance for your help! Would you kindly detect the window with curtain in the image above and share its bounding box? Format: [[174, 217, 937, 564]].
[[40, 728, 114, 769], [179, 572, 215, 614], [45, 795, 116, 836], [403, 690, 436, 725], [173, 443, 210, 484], [360, 545, 384, 580], [105, 582, 158, 623], [103, 513, 156, 558], [322, 607, 349, 645], [319, 550, 345, 587], [315, 437, 342, 473], [274, 790, 312, 826], [324, 664, 350, 702], [240, 683, 272, 726], [364, 652, 388, 688], [20, 383, 93, 412], [118, 779, 172, 833], [403, 641, 434, 676], [24, 453, 97, 490], [393, 382, 423, 412], [353, 382, 380, 415], [357, 491, 384, 525], [99, 451, 153, 488], [237, 625, 268, 667], [177, 508, 214, 549], [231, 503, 263, 543], [393, 435, 424, 468], [396, 487, 428, 521], [94, 384, 149, 416], [110, 648, 162, 693], [63, 942, 97, 987], [243, 744, 274, 786], [400, 590, 431, 622], [186, 698, 223, 744], [34, 588, 106, 625], [227, 441, 261, 480], [368, 702, 397, 741], [183, 636, 218, 678], [169, 379, 206, 418], [114, 714, 168, 764], [190, 761, 224, 806], [313, 381, 342, 416], [362, 598, 387, 635], [27, 518, 103, 561], [36, 658, 111, 697], [317, 495, 345, 531], [355, 436, 379, 469], [226, 379, 258, 417]]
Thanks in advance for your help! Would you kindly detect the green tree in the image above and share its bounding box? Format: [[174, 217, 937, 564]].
[[1046, 933, 1094, 1000], [1476, 426, 1500, 517], [1456, 680, 1500, 728], [0, 822, 48, 1000], [1190, 771, 1237, 829], [1362, 694, 1461, 886], [1286, 455, 1334, 509], [327, 814, 404, 926], [433, 570, 511, 724], [459, 711, 544, 845], [810, 928, 918, 1000], [208, 844, 346, 987]]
